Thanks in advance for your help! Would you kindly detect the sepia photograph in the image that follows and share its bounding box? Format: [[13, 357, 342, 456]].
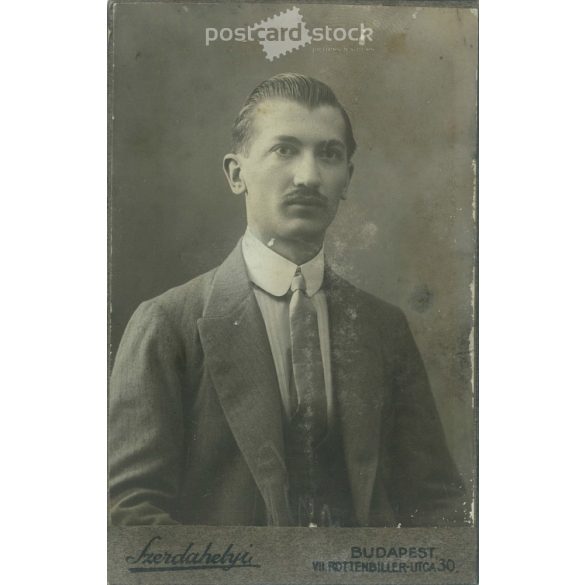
[[7, 2, 585, 585], [108, 1, 478, 582]]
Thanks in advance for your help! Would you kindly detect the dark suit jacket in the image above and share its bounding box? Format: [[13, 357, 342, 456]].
[[109, 241, 465, 527]]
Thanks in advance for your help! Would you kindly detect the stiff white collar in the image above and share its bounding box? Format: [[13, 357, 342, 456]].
[[242, 228, 324, 298]]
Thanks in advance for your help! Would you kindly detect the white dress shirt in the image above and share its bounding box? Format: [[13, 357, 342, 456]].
[[242, 228, 333, 424]]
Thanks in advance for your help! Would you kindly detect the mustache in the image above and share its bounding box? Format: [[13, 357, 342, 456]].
[[284, 188, 327, 205]]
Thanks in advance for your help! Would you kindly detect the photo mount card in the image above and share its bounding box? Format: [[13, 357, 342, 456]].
[[107, 1, 478, 583]]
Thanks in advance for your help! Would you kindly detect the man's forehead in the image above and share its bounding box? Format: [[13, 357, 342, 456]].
[[249, 98, 347, 142]]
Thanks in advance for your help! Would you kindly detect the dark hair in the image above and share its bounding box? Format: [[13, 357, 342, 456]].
[[231, 73, 357, 159]]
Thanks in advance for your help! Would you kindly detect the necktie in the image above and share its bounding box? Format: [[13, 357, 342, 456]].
[[287, 268, 328, 525], [289, 268, 327, 443]]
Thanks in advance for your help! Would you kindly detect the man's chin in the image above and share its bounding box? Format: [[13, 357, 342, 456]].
[[277, 219, 330, 245]]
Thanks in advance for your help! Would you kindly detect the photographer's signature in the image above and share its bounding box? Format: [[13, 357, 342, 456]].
[[125, 536, 258, 573]]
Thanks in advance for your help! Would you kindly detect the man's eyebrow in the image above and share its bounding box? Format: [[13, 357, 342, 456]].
[[272, 135, 347, 151], [323, 139, 347, 151], [272, 135, 302, 145]]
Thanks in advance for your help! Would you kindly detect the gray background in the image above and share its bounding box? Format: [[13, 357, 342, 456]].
[[109, 2, 477, 506]]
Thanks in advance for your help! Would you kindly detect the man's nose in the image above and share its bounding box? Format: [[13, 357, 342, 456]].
[[292, 152, 321, 189]]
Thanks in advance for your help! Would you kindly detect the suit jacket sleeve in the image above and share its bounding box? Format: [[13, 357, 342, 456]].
[[108, 299, 186, 525], [381, 307, 466, 526]]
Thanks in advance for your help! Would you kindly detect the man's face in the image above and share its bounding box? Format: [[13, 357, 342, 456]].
[[229, 99, 353, 245]]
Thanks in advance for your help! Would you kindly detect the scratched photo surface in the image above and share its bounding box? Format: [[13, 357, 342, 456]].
[[109, 0, 477, 535]]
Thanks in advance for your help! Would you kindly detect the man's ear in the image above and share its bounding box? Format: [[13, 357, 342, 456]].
[[341, 161, 354, 200], [223, 153, 247, 195]]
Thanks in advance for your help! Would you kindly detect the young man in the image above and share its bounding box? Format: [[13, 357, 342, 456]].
[[108, 73, 464, 527]]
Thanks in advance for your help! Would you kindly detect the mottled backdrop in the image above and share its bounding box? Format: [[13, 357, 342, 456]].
[[109, 1, 477, 503]]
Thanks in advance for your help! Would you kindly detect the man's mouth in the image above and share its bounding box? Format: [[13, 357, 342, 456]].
[[284, 191, 327, 208]]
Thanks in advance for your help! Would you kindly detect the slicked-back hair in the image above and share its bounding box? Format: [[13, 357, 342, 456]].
[[231, 73, 357, 160]]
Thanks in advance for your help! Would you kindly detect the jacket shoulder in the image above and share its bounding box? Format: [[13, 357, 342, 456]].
[[135, 267, 219, 333], [327, 269, 407, 325]]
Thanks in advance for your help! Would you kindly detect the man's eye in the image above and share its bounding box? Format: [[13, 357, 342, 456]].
[[320, 148, 343, 162], [274, 145, 296, 157]]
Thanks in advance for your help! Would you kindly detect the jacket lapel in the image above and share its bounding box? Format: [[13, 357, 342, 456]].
[[197, 242, 291, 525], [326, 269, 385, 526]]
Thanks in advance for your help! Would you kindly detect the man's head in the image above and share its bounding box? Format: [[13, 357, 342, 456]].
[[223, 73, 356, 253]]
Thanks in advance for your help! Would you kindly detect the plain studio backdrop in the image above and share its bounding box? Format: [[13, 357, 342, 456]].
[[109, 2, 477, 510]]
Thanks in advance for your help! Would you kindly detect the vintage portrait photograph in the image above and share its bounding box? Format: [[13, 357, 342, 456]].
[[8, 2, 585, 585], [108, 1, 478, 583]]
